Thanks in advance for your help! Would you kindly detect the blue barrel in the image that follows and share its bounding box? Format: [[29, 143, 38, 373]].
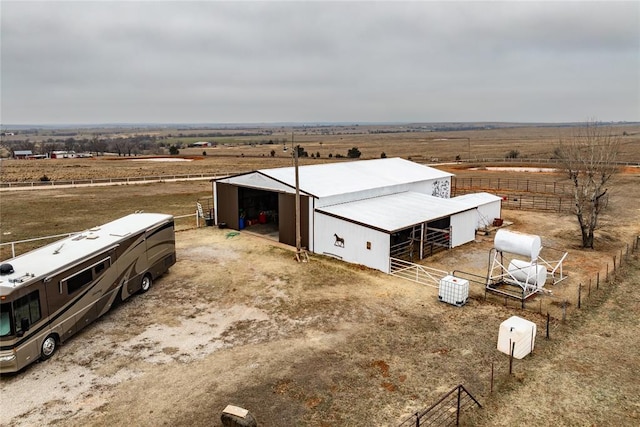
[[239, 218, 245, 229]]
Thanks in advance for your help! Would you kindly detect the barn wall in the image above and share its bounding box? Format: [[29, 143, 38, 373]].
[[476, 201, 502, 229], [216, 183, 239, 229], [314, 213, 391, 273], [315, 177, 451, 208], [450, 210, 477, 248]]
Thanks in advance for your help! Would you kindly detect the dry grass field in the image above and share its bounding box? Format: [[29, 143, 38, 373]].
[[0, 124, 639, 426]]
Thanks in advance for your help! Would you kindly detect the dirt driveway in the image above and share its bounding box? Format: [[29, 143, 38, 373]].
[[0, 206, 637, 426]]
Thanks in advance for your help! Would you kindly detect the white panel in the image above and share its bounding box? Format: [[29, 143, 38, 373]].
[[476, 200, 502, 229], [450, 210, 476, 248], [313, 212, 390, 273]]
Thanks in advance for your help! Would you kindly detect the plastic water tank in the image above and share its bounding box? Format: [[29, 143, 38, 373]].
[[494, 229, 542, 260]]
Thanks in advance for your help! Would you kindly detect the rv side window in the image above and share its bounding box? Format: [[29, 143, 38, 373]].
[[62, 257, 111, 295], [13, 291, 41, 332], [65, 269, 93, 294], [0, 303, 12, 337], [94, 258, 110, 275]]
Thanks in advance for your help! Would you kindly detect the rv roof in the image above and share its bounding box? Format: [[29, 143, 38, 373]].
[[0, 213, 173, 296]]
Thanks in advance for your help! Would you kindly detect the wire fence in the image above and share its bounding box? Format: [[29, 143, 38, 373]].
[[402, 236, 640, 426]]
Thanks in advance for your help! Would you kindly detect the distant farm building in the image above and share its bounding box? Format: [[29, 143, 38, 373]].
[[212, 158, 501, 273], [13, 150, 33, 159], [51, 150, 77, 159], [190, 141, 213, 147], [50, 151, 92, 159]]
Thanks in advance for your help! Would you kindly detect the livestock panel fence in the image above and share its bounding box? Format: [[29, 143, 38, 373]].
[[398, 384, 482, 427]]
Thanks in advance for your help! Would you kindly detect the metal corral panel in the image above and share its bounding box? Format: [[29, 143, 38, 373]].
[[450, 209, 477, 248], [255, 158, 452, 199], [316, 192, 471, 233], [314, 212, 391, 273], [452, 192, 502, 229]]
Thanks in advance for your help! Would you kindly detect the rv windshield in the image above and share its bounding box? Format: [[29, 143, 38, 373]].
[[0, 303, 12, 337]]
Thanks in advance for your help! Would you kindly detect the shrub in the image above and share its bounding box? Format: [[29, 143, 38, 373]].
[[506, 150, 520, 159], [347, 147, 361, 158]]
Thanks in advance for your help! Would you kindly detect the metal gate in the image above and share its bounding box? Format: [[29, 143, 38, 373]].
[[390, 225, 451, 262]]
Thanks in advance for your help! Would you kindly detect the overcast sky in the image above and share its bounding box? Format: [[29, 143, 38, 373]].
[[1, 1, 638, 125]]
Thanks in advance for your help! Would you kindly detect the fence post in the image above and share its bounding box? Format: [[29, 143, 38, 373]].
[[456, 385, 462, 426], [415, 412, 420, 427], [562, 300, 567, 322], [509, 342, 515, 375], [597, 271, 600, 290], [578, 283, 582, 309], [546, 312, 550, 340], [588, 278, 591, 297]]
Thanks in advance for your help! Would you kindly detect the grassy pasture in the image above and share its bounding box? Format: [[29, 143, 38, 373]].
[[0, 124, 639, 425]]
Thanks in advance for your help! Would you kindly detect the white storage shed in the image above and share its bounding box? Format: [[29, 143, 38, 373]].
[[452, 192, 503, 230]]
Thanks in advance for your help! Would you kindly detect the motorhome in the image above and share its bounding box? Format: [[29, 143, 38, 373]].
[[0, 213, 176, 373]]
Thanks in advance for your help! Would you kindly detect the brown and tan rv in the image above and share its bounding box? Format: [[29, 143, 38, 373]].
[[0, 213, 176, 373]]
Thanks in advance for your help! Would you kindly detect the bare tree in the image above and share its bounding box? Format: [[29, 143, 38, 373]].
[[556, 120, 621, 248]]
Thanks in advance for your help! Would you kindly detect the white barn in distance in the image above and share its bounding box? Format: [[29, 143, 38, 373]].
[[213, 158, 501, 273]]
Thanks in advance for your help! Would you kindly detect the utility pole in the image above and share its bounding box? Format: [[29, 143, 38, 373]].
[[293, 135, 308, 262]]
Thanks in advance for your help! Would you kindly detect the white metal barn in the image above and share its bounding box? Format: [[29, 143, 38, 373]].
[[213, 158, 500, 273]]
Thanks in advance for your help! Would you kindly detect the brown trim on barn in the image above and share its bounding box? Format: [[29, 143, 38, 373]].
[[278, 193, 309, 248], [216, 182, 239, 229]]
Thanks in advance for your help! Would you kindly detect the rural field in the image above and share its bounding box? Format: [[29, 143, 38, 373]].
[[0, 124, 639, 426]]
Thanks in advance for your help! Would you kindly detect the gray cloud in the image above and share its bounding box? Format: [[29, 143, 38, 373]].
[[1, 1, 638, 124]]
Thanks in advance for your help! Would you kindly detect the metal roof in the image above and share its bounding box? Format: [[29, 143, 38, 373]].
[[0, 213, 173, 296], [217, 158, 452, 198], [316, 191, 474, 233], [452, 192, 502, 207]]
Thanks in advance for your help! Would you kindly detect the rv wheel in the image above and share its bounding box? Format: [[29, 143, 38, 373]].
[[40, 335, 57, 360], [140, 274, 152, 293]]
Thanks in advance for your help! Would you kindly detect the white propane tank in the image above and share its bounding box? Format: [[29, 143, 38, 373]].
[[494, 229, 542, 260], [507, 259, 547, 288]]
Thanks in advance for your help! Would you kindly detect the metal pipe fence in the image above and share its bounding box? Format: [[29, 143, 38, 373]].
[[453, 177, 573, 195], [1, 213, 199, 259], [398, 384, 482, 427], [0, 172, 246, 190]]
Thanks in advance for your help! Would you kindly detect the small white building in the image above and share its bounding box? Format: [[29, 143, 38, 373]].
[[51, 150, 77, 159], [452, 192, 502, 230], [213, 158, 501, 273]]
